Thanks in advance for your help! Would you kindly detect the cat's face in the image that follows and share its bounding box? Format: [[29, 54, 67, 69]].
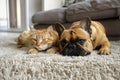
[[31, 31, 53, 51], [30, 26, 58, 51]]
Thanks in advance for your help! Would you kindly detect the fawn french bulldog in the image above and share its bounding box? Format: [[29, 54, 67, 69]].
[[54, 17, 111, 56]]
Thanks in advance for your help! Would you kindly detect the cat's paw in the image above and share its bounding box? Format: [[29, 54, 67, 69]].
[[28, 48, 38, 54], [46, 48, 58, 54], [17, 45, 23, 48]]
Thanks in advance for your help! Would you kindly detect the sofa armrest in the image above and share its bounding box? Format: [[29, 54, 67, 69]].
[[32, 8, 67, 24]]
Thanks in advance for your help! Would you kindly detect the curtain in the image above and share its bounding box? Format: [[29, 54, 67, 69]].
[[9, 0, 17, 28]]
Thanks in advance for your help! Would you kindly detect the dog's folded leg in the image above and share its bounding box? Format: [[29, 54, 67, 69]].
[[98, 46, 111, 55], [83, 39, 93, 55], [98, 40, 111, 55]]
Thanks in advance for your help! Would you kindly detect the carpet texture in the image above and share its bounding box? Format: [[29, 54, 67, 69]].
[[0, 33, 120, 80]]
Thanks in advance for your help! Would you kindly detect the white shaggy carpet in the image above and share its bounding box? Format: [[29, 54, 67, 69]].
[[0, 32, 120, 80]]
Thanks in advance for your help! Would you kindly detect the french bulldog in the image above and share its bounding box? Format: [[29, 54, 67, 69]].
[[53, 17, 111, 56]]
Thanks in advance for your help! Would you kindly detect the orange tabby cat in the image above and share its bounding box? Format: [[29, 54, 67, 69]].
[[16, 26, 59, 54]]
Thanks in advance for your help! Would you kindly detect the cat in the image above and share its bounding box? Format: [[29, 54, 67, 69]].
[[16, 26, 59, 54]]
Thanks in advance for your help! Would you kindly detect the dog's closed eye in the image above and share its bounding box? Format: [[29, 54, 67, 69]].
[[76, 38, 86, 45], [61, 39, 68, 47]]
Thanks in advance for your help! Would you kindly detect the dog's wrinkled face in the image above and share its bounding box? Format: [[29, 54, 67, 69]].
[[60, 28, 91, 56], [54, 17, 93, 56]]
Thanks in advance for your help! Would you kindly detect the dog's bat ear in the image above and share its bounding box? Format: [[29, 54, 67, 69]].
[[80, 17, 92, 35], [53, 22, 65, 37]]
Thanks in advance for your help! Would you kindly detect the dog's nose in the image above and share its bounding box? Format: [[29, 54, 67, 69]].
[[67, 43, 76, 49]]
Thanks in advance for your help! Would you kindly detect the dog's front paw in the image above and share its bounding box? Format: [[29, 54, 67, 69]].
[[28, 48, 38, 54], [98, 47, 111, 55]]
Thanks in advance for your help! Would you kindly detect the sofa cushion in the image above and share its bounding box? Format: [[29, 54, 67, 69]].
[[32, 8, 66, 24], [66, 0, 120, 22]]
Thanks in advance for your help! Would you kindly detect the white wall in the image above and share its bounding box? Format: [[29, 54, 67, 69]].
[[0, 0, 7, 19], [43, 0, 64, 11], [0, 0, 8, 29], [28, 0, 42, 26]]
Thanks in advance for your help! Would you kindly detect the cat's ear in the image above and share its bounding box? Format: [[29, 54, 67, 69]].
[[29, 25, 36, 32], [47, 26, 54, 35], [52, 22, 65, 37]]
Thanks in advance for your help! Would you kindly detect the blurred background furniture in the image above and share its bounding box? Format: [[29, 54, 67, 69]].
[[32, 0, 120, 40]]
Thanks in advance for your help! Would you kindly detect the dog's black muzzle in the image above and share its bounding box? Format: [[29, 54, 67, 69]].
[[60, 43, 90, 56]]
